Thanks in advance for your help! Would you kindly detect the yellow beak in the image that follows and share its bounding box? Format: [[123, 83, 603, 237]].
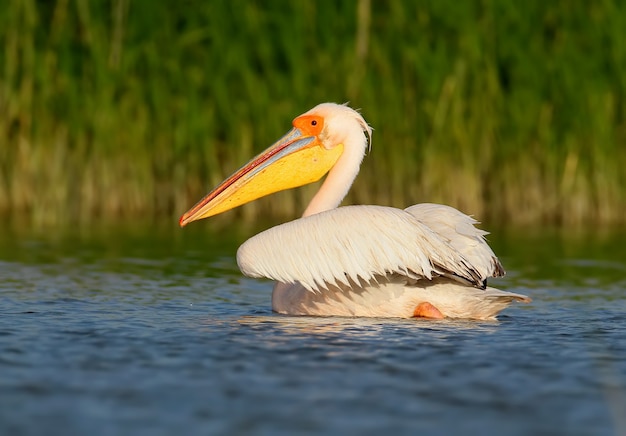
[[179, 126, 343, 226]]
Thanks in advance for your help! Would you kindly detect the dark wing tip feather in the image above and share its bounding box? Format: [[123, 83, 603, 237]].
[[492, 257, 506, 277], [432, 259, 485, 289]]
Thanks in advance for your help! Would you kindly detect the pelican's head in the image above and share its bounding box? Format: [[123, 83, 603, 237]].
[[179, 103, 372, 226]]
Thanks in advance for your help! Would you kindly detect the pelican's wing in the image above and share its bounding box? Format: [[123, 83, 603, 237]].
[[404, 203, 505, 279], [236, 205, 486, 292]]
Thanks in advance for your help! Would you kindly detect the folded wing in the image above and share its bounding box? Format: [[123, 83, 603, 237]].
[[237, 205, 502, 292]]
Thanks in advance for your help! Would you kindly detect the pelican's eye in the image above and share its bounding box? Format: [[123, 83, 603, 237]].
[[293, 115, 324, 136]]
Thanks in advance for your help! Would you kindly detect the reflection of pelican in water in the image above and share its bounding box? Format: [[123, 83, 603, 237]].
[[237, 315, 501, 337], [180, 103, 530, 320]]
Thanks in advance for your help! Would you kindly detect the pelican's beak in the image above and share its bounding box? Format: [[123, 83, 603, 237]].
[[179, 121, 343, 226]]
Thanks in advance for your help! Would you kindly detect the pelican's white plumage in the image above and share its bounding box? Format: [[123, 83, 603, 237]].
[[238, 205, 490, 292], [180, 102, 530, 320]]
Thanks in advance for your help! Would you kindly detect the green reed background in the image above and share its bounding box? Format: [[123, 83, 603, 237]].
[[1, 0, 625, 226]]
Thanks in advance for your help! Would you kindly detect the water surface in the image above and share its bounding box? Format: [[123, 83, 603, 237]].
[[1, 221, 625, 435]]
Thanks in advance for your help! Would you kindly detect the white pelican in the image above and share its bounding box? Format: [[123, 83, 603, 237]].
[[180, 103, 531, 320]]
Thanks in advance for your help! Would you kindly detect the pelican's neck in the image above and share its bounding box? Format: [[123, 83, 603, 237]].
[[302, 136, 366, 218]]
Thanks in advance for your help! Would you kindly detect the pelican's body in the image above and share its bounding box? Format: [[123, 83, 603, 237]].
[[180, 103, 530, 320]]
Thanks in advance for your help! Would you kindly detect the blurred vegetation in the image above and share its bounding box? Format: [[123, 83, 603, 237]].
[[1, 0, 625, 226]]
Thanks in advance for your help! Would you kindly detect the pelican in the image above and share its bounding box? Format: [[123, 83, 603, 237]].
[[180, 103, 531, 320]]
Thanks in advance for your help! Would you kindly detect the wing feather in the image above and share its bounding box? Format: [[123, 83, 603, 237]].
[[404, 203, 505, 279], [237, 205, 490, 292]]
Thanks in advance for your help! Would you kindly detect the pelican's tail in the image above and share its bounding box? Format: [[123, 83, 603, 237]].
[[419, 279, 531, 320]]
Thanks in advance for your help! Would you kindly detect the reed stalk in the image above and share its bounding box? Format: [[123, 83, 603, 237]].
[[0, 0, 624, 226]]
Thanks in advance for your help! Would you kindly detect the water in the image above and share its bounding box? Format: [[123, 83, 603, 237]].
[[1, 221, 625, 435]]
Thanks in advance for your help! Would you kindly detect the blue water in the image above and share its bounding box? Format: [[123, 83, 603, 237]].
[[1, 223, 625, 435]]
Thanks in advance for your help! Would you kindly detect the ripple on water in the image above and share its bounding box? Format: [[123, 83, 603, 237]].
[[0, 227, 625, 435]]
